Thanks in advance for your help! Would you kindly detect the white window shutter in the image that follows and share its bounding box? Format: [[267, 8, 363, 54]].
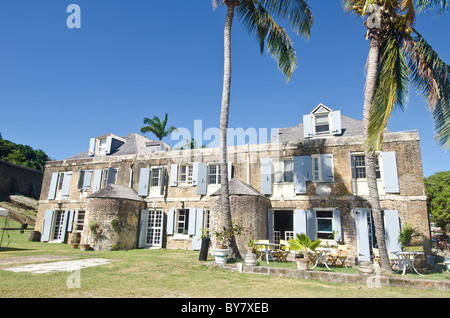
[[48, 172, 59, 200], [294, 210, 307, 236], [67, 209, 75, 233], [41, 210, 53, 242], [92, 169, 102, 193], [60, 172, 72, 199], [170, 164, 178, 187], [160, 167, 167, 196], [333, 209, 342, 241], [293, 156, 312, 194], [355, 208, 370, 262], [138, 209, 148, 248], [321, 154, 334, 181], [191, 209, 204, 250], [303, 114, 313, 138], [228, 162, 233, 181], [105, 136, 113, 154], [166, 208, 175, 235], [60, 209, 70, 243], [193, 163, 207, 195], [331, 110, 342, 135], [260, 158, 273, 195], [383, 210, 401, 253], [188, 208, 197, 236], [306, 210, 316, 240], [381, 151, 400, 193], [88, 138, 96, 156], [138, 168, 150, 196]]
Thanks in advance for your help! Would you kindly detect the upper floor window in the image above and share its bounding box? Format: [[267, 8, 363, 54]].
[[274, 158, 294, 183], [351, 154, 381, 179], [179, 164, 193, 185], [303, 104, 341, 139], [208, 164, 221, 185]]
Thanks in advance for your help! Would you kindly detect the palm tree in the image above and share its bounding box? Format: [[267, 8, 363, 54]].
[[140, 113, 177, 141], [212, 0, 313, 259], [342, 0, 449, 272]]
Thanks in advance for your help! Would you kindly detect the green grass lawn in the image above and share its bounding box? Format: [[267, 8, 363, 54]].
[[0, 220, 449, 299]]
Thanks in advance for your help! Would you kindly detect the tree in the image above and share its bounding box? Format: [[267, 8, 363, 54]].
[[212, 0, 313, 259], [425, 170, 450, 233], [342, 0, 449, 272], [0, 138, 52, 171], [140, 113, 177, 140]]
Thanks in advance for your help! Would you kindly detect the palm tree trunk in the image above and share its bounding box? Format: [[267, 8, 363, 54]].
[[220, 2, 241, 259], [363, 37, 392, 273]]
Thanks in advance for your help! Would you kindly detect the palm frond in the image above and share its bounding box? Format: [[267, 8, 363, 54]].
[[236, 0, 300, 81], [258, 0, 313, 38], [403, 33, 450, 149], [367, 35, 410, 152], [415, 0, 449, 13]]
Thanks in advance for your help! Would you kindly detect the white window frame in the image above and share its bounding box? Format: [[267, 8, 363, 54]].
[[315, 209, 334, 240], [179, 164, 193, 185], [145, 209, 164, 247], [273, 158, 294, 184], [313, 112, 331, 135], [208, 164, 221, 185], [74, 210, 86, 233], [51, 210, 66, 242], [350, 153, 381, 180], [97, 138, 108, 154], [176, 209, 190, 235], [151, 167, 162, 188]]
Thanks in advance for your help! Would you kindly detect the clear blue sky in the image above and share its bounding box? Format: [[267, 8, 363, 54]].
[[0, 1, 448, 177]]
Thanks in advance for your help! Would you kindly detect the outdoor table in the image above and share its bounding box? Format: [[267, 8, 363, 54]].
[[392, 251, 425, 276], [311, 248, 333, 271], [255, 242, 279, 264]]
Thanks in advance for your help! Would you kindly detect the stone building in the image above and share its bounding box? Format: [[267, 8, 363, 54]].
[[35, 104, 429, 264]]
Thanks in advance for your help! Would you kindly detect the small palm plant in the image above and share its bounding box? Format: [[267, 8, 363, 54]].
[[288, 233, 321, 258], [398, 224, 421, 248]]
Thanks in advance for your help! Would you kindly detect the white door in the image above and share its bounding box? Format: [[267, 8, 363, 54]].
[[146, 210, 164, 247], [52, 210, 66, 242]]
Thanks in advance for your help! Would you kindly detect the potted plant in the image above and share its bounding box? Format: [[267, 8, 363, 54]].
[[244, 239, 258, 266], [70, 224, 80, 249], [213, 224, 242, 264], [288, 233, 321, 271], [398, 223, 421, 248]]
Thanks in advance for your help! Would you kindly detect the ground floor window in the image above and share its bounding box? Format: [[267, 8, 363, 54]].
[[176, 209, 190, 235], [316, 210, 333, 239], [75, 210, 85, 232]]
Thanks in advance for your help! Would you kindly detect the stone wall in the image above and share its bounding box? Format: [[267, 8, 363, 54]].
[[0, 160, 43, 199]]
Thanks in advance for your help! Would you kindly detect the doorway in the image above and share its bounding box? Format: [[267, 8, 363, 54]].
[[273, 210, 294, 243]]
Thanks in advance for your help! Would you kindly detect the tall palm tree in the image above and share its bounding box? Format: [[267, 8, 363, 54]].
[[342, 0, 449, 272], [212, 0, 313, 258], [140, 113, 177, 141]]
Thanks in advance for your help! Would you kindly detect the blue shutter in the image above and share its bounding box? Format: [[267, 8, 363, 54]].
[[191, 209, 204, 250], [41, 210, 53, 242], [166, 208, 175, 235], [60, 172, 72, 199], [294, 210, 307, 236], [384, 210, 401, 253], [355, 208, 370, 262], [382, 151, 400, 193], [331, 110, 342, 135], [293, 156, 312, 194], [67, 209, 75, 233], [333, 208, 342, 241], [267, 209, 273, 242], [170, 164, 178, 187], [138, 209, 148, 248], [321, 154, 334, 181], [92, 169, 102, 193], [105, 136, 113, 154], [48, 172, 59, 200], [260, 158, 273, 195], [60, 209, 70, 243], [303, 114, 313, 138], [83, 170, 93, 189], [188, 208, 197, 236], [193, 163, 207, 195], [306, 210, 316, 240], [88, 138, 96, 156], [138, 168, 150, 196]]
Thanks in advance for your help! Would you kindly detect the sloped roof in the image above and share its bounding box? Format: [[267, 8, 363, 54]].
[[67, 133, 155, 159], [87, 184, 144, 202], [211, 179, 264, 197], [276, 114, 366, 143]]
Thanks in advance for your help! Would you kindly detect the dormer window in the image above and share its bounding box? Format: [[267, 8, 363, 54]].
[[88, 134, 125, 157], [314, 113, 330, 134], [303, 104, 342, 139], [98, 138, 108, 154]]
